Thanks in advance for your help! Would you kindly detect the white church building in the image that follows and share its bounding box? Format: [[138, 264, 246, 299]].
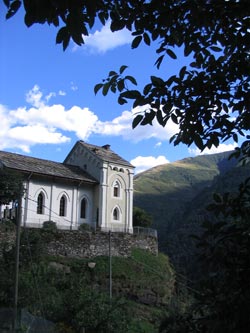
[[0, 141, 134, 233]]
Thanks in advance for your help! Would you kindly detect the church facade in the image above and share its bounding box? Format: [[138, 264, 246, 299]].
[[0, 141, 134, 233]]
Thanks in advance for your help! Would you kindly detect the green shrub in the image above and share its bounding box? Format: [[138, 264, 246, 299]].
[[0, 218, 16, 231], [78, 223, 92, 232], [43, 220, 57, 231]]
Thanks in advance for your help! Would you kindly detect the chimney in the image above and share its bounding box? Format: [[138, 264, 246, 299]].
[[102, 144, 110, 150]]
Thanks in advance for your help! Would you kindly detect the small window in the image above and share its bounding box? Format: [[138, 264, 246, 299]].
[[37, 192, 44, 214], [59, 196, 66, 217], [113, 207, 119, 221], [113, 181, 120, 197], [80, 198, 87, 219]]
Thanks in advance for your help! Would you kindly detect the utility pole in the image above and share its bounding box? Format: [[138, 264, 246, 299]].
[[13, 194, 22, 332], [109, 231, 112, 301]]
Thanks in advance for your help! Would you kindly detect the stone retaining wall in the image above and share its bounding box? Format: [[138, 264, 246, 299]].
[[0, 227, 158, 258], [45, 230, 158, 258]]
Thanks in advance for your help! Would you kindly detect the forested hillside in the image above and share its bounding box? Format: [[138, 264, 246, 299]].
[[134, 151, 249, 275]]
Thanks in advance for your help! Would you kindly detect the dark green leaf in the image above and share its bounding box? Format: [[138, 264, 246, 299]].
[[110, 20, 125, 32], [155, 55, 164, 69], [56, 27, 68, 44], [118, 96, 127, 105], [162, 103, 172, 114], [102, 83, 110, 96], [210, 46, 222, 52], [133, 96, 146, 108], [3, 0, 10, 7], [171, 114, 178, 124], [223, 103, 229, 113], [141, 110, 155, 125], [156, 110, 163, 125], [119, 65, 128, 74], [194, 135, 204, 150], [6, 0, 21, 19], [110, 85, 116, 93], [94, 83, 103, 95], [109, 74, 119, 84], [143, 83, 152, 95], [233, 133, 238, 143], [132, 114, 143, 129], [166, 49, 177, 59], [184, 44, 192, 57], [121, 90, 141, 99], [125, 76, 137, 86], [190, 62, 198, 68], [62, 35, 70, 51], [151, 76, 165, 87], [117, 80, 125, 92], [24, 12, 34, 27], [98, 12, 106, 25], [166, 75, 177, 87], [132, 35, 142, 49], [109, 71, 117, 77], [143, 32, 150, 46], [179, 66, 187, 80]]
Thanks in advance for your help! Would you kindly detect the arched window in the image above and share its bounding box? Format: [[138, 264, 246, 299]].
[[113, 207, 119, 221], [113, 180, 121, 198], [80, 198, 87, 219], [37, 192, 44, 214], [59, 195, 66, 217]]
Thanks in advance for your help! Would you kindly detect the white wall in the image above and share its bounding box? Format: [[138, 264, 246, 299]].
[[23, 178, 95, 229]]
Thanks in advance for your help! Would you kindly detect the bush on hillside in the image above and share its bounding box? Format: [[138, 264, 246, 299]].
[[78, 223, 92, 232], [43, 220, 57, 231]]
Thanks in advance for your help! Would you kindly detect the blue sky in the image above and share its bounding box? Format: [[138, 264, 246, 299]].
[[0, 4, 237, 174]]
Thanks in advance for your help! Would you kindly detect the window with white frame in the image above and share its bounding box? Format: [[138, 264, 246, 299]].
[[80, 198, 87, 219], [112, 206, 122, 222], [59, 195, 67, 217], [37, 192, 44, 214], [113, 207, 119, 221], [113, 180, 121, 198]]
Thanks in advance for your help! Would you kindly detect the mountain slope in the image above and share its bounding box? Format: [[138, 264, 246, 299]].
[[134, 151, 249, 274], [134, 151, 235, 238]]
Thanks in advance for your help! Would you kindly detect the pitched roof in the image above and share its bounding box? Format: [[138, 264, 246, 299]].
[[65, 141, 134, 168], [0, 150, 97, 183]]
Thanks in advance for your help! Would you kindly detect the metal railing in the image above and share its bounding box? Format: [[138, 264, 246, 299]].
[[99, 226, 132, 234], [100, 226, 157, 238], [18, 221, 157, 238], [133, 226, 158, 238]]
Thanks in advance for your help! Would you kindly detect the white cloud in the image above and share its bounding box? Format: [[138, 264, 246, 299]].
[[75, 21, 133, 54], [0, 86, 179, 153], [59, 90, 66, 96], [189, 142, 238, 156], [131, 155, 169, 174], [155, 142, 162, 148], [45, 92, 56, 102], [8, 125, 69, 147], [95, 106, 178, 142], [25, 85, 44, 108], [70, 82, 78, 91], [0, 86, 98, 152], [12, 105, 98, 139]]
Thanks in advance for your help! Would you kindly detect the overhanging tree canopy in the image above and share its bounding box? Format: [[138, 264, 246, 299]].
[[133, 206, 153, 228], [0, 168, 23, 205], [3, 0, 250, 156]]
